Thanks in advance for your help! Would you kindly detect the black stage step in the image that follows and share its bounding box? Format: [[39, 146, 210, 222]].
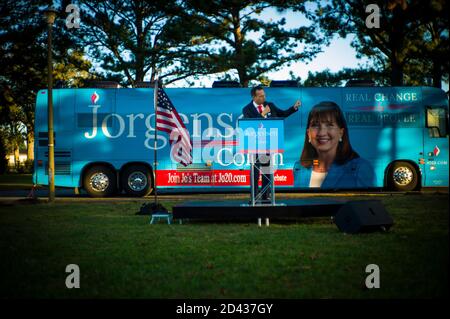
[[172, 198, 348, 220]]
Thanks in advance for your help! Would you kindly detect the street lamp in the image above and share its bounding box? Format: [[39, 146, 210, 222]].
[[44, 6, 57, 202]]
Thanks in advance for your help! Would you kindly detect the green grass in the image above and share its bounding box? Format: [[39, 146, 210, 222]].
[[0, 174, 33, 189], [0, 194, 448, 298]]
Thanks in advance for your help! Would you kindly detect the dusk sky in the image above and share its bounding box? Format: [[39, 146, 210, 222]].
[[165, 6, 448, 90]]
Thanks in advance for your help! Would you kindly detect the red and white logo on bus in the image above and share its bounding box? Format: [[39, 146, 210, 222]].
[[91, 91, 99, 104], [434, 146, 440, 157]]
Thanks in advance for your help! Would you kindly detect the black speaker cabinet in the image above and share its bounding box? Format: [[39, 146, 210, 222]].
[[334, 200, 393, 234]]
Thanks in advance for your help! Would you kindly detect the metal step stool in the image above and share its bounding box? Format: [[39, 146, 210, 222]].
[[150, 213, 173, 224]]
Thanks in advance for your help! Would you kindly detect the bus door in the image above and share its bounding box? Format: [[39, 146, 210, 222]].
[[423, 106, 449, 186]]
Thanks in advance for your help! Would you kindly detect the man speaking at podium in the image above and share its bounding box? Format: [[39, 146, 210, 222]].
[[242, 86, 301, 201]]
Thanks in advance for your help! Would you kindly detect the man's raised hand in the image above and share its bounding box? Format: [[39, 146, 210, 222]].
[[262, 104, 271, 116]]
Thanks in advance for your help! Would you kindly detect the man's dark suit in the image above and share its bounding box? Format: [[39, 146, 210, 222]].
[[242, 101, 297, 119], [242, 101, 297, 200]]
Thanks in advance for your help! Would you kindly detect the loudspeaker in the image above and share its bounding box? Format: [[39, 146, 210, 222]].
[[334, 200, 393, 234]]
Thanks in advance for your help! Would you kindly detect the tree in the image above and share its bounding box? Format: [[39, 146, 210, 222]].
[[412, 1, 449, 87], [0, 0, 93, 161], [0, 130, 8, 174], [303, 67, 388, 87], [172, 0, 322, 87], [0, 85, 25, 169], [315, 0, 449, 87], [79, 0, 202, 86], [78, 0, 323, 87]]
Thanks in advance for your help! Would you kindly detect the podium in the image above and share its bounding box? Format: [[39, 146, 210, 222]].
[[238, 118, 285, 208]]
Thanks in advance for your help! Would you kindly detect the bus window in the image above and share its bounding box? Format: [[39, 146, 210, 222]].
[[426, 107, 448, 138]]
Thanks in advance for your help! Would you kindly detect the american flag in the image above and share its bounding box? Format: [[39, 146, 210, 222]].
[[155, 87, 192, 166]]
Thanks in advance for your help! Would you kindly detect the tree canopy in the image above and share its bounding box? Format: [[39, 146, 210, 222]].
[[314, 0, 449, 87], [0, 0, 94, 161]]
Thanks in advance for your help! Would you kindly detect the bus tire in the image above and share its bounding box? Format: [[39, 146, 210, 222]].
[[121, 165, 152, 197], [83, 165, 117, 197], [387, 161, 418, 191]]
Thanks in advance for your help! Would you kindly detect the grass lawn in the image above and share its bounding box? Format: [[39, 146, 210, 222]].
[[0, 193, 448, 298], [0, 174, 33, 190]]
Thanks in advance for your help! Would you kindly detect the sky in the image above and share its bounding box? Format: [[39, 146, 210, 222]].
[[167, 5, 373, 88], [173, 36, 370, 88], [264, 4, 370, 82], [164, 5, 448, 91], [258, 3, 371, 81]]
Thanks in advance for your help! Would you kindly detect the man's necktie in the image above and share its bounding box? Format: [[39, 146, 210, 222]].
[[258, 104, 263, 114]]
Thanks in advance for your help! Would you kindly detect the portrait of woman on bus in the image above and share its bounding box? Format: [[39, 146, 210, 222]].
[[296, 101, 376, 189]]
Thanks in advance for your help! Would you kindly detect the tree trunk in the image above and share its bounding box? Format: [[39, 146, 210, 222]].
[[134, 9, 145, 86], [241, 77, 249, 88], [232, 8, 248, 88], [27, 129, 34, 161], [391, 58, 404, 86], [14, 147, 19, 169], [432, 61, 442, 88], [390, 6, 405, 86]]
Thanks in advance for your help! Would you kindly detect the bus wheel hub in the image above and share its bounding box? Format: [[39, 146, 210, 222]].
[[90, 173, 109, 192], [128, 172, 147, 191], [393, 167, 413, 186]]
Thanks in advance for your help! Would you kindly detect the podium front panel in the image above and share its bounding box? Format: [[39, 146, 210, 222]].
[[237, 118, 284, 154]]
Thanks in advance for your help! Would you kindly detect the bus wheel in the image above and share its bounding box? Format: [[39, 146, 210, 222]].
[[387, 161, 418, 191], [83, 166, 117, 197], [122, 165, 152, 197]]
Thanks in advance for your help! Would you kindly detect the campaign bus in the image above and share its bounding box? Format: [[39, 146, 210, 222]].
[[33, 84, 449, 197]]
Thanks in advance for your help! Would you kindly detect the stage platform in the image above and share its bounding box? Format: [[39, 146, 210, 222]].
[[172, 198, 348, 220]]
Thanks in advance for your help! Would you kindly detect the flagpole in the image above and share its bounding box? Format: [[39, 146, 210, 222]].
[[153, 72, 159, 206]]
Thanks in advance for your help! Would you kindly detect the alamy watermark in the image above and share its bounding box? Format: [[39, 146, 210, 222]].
[[365, 264, 380, 289], [366, 4, 380, 29], [65, 4, 80, 29], [65, 264, 80, 289]]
